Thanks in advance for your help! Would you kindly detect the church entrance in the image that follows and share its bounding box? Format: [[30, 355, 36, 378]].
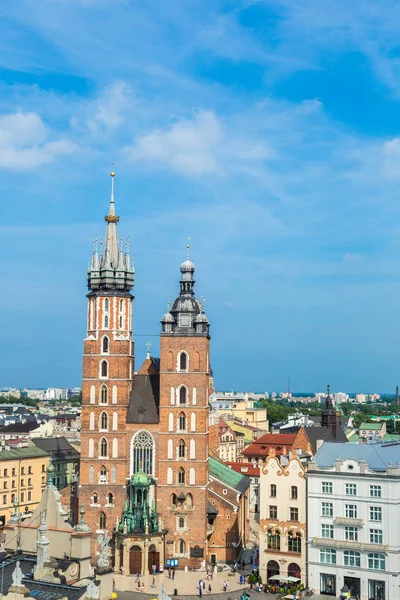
[[148, 544, 160, 574], [129, 545, 142, 575]]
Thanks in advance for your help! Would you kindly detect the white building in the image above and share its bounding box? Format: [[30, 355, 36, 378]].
[[307, 441, 400, 600]]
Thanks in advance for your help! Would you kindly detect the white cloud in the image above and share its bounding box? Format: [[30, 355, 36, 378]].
[[0, 112, 76, 170], [71, 82, 134, 134]]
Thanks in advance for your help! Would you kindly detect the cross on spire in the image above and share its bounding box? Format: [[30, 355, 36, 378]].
[[186, 237, 191, 260], [145, 341, 151, 359]]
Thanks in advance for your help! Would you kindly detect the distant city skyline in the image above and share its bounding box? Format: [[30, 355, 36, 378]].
[[2, 2, 400, 390]]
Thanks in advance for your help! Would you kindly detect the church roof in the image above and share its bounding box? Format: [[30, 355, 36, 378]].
[[126, 367, 160, 424], [209, 456, 250, 495], [304, 425, 348, 453]]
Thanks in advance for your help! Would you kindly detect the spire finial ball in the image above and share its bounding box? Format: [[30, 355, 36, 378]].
[[110, 171, 115, 177]]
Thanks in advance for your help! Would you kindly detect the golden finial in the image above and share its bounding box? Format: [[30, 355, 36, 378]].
[[186, 237, 191, 260], [110, 161, 115, 177]]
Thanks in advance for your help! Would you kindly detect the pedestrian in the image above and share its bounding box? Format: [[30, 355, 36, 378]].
[[141, 582, 145, 592], [223, 582, 227, 592], [152, 577, 156, 589], [199, 584, 203, 598], [172, 569, 175, 580], [120, 565, 124, 576], [208, 583, 212, 594]]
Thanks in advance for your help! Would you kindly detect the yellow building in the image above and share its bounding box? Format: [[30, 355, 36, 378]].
[[231, 403, 269, 429], [0, 446, 50, 526]]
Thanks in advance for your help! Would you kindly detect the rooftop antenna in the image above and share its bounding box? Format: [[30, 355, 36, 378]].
[[288, 376, 291, 397], [396, 385, 399, 406]]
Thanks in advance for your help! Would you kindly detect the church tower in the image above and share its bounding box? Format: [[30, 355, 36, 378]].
[[157, 250, 211, 568], [80, 172, 134, 542]]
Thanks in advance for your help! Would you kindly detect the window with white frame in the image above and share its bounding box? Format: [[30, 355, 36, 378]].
[[368, 553, 385, 570], [345, 504, 357, 518], [321, 502, 333, 517], [369, 506, 382, 521], [345, 526, 358, 541], [370, 529, 383, 544], [320, 548, 336, 564], [344, 550, 360, 567], [132, 430, 154, 476], [370, 485, 382, 498], [345, 483, 357, 496], [322, 482, 332, 494], [321, 524, 334, 539]]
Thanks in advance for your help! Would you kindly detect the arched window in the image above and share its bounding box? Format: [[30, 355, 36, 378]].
[[178, 539, 185, 554], [169, 412, 174, 432], [192, 387, 197, 405], [131, 430, 155, 475], [179, 386, 187, 405], [112, 412, 118, 430], [111, 465, 117, 483], [167, 467, 173, 484], [101, 361, 108, 378], [100, 412, 108, 430], [100, 466, 107, 483], [119, 316, 123, 328], [104, 315, 109, 328], [107, 492, 113, 505], [168, 439, 173, 460], [190, 412, 196, 432], [171, 494, 177, 507], [170, 387, 175, 405], [99, 512, 106, 530], [190, 439, 196, 459], [88, 438, 94, 458], [104, 299, 109, 311], [179, 412, 186, 431], [179, 352, 188, 371], [89, 412, 95, 430], [179, 517, 185, 528], [100, 385, 108, 404], [100, 438, 108, 458], [179, 440, 186, 458], [186, 493, 193, 509], [92, 493, 98, 504], [112, 438, 118, 458], [189, 467, 195, 485], [119, 299, 123, 311], [178, 467, 185, 484], [90, 385, 95, 404], [288, 532, 301, 553], [267, 529, 281, 550], [89, 466, 94, 484], [102, 336, 109, 354]]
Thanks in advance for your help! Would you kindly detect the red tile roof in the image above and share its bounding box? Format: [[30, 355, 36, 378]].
[[242, 433, 297, 457], [227, 462, 260, 477]]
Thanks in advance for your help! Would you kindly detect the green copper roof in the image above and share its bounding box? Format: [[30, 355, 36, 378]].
[[132, 469, 149, 485], [360, 422, 384, 430], [0, 446, 48, 461], [209, 457, 250, 494]]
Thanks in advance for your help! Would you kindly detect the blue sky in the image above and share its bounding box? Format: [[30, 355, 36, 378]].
[[1, 0, 400, 393]]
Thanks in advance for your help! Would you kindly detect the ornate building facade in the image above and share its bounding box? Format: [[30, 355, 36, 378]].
[[79, 175, 249, 569]]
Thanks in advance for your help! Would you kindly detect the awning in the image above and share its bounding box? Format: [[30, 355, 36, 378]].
[[268, 576, 300, 582]]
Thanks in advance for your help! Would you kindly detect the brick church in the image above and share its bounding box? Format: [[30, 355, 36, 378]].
[[79, 174, 250, 573]]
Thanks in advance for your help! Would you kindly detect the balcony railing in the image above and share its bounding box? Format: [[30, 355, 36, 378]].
[[334, 516, 364, 526]]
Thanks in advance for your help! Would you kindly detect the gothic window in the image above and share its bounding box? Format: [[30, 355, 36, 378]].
[[179, 352, 188, 371], [171, 494, 177, 507], [90, 385, 95, 404], [179, 440, 186, 458], [104, 315, 109, 328], [170, 387, 175, 405], [100, 438, 108, 458], [104, 299, 109, 311], [89, 466, 94, 484], [178, 467, 185, 484], [190, 439, 196, 459], [168, 439, 173, 459], [89, 412, 95, 430], [92, 493, 98, 504], [111, 465, 117, 483], [132, 430, 155, 476], [179, 517, 185, 528], [119, 299, 123, 311], [100, 412, 108, 430], [192, 386, 197, 405], [186, 493, 193, 509], [100, 385, 108, 404], [167, 467, 173, 484], [189, 467, 195, 485], [179, 386, 187, 405], [119, 316, 123, 328], [100, 466, 107, 483], [112, 411, 118, 430], [107, 492, 113, 505], [101, 361, 108, 378], [112, 385, 118, 404], [168, 412, 174, 431], [190, 412, 196, 432], [88, 438, 94, 458], [102, 336, 109, 354], [178, 539, 185, 554], [179, 412, 186, 432], [99, 512, 106, 530], [193, 351, 200, 371], [112, 438, 118, 458]]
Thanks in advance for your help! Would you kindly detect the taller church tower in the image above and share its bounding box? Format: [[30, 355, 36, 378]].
[[80, 173, 135, 540], [157, 251, 211, 567]]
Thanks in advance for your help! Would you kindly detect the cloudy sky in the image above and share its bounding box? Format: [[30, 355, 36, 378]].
[[1, 0, 400, 393]]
